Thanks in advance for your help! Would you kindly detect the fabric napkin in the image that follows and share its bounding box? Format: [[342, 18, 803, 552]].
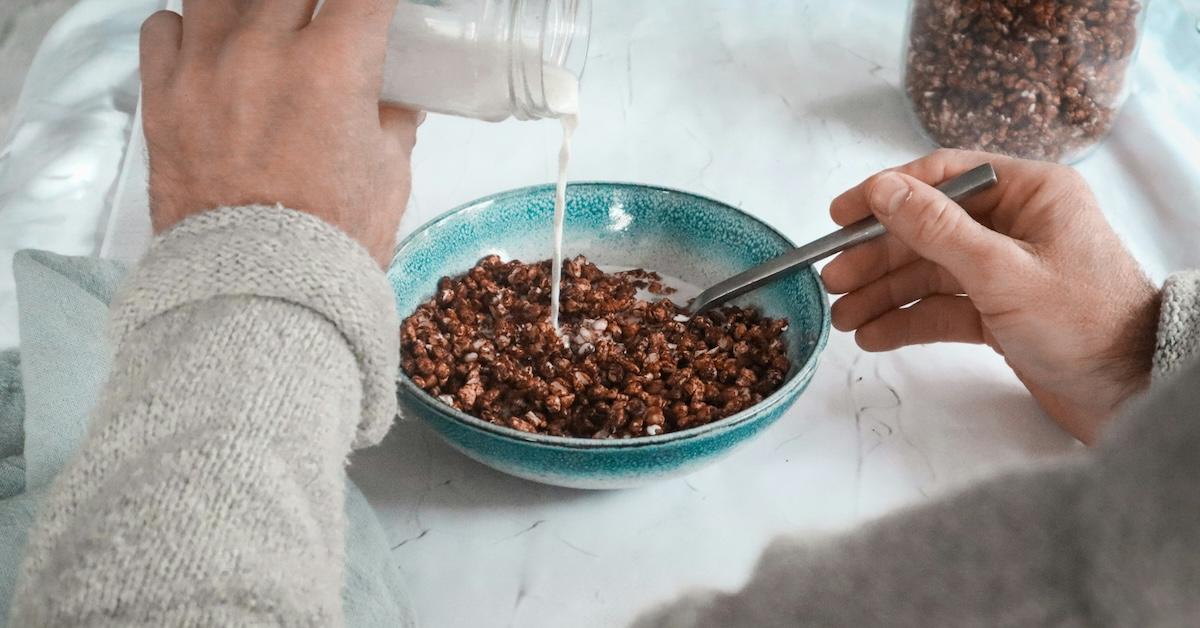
[[0, 250, 415, 627], [0, 352, 24, 500]]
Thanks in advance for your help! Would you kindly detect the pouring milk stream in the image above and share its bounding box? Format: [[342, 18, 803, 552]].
[[545, 67, 580, 333]]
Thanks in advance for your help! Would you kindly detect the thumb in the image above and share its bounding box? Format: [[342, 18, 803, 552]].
[[867, 171, 1024, 290]]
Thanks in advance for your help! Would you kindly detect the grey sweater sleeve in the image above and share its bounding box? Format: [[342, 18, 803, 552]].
[[9, 206, 399, 627], [634, 273, 1200, 628]]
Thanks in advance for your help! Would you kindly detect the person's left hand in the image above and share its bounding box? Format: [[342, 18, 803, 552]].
[[139, 0, 420, 266]]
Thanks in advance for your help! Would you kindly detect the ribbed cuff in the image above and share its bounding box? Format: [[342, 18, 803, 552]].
[[109, 205, 399, 448], [1153, 271, 1200, 380]]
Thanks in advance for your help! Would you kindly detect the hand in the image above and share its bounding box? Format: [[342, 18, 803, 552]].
[[822, 149, 1160, 444], [139, 0, 419, 266]]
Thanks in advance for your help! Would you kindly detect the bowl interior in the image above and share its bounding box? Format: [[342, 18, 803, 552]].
[[388, 182, 829, 442]]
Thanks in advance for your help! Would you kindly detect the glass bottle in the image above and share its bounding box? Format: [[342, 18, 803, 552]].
[[903, 0, 1150, 163], [380, 0, 591, 121]]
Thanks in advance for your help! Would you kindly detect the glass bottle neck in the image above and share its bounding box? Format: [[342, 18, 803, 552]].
[[507, 0, 590, 120]]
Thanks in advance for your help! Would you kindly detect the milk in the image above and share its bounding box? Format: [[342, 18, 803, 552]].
[[545, 67, 580, 333]]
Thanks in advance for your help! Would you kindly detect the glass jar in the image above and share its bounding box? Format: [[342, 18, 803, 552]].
[[903, 0, 1149, 163], [380, 0, 591, 121]]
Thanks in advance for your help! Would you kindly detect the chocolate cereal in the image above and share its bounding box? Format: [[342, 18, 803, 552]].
[[905, 0, 1143, 162], [400, 255, 791, 439]]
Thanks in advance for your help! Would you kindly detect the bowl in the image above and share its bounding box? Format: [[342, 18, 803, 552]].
[[387, 182, 830, 489]]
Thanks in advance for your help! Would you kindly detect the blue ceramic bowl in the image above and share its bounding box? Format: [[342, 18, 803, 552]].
[[388, 183, 830, 489]]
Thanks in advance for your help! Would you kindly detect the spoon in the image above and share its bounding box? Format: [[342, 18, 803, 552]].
[[685, 163, 999, 318]]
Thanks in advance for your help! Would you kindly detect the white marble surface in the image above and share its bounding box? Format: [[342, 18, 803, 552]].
[[64, 1, 1200, 627], [348, 3, 1198, 627]]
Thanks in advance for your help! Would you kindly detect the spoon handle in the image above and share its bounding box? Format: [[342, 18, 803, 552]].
[[687, 163, 998, 316]]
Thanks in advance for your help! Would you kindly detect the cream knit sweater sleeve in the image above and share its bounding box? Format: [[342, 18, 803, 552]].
[[9, 206, 399, 627], [1155, 271, 1200, 379]]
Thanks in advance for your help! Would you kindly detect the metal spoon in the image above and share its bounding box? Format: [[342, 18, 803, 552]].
[[685, 163, 999, 318]]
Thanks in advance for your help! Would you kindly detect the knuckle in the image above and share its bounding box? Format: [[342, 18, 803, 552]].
[[303, 28, 355, 62], [141, 10, 177, 37], [929, 147, 961, 164], [293, 41, 354, 87], [1050, 163, 1086, 190], [1053, 162, 1082, 181], [855, 326, 886, 351], [222, 31, 272, 64], [830, 301, 852, 331], [913, 196, 960, 245], [1032, 164, 1095, 218]]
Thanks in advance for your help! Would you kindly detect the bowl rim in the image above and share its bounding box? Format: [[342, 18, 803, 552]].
[[389, 181, 831, 450]]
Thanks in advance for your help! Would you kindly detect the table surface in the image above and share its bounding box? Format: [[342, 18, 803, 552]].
[[99, 1, 1200, 627]]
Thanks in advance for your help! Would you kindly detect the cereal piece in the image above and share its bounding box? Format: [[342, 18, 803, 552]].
[[400, 256, 791, 438]]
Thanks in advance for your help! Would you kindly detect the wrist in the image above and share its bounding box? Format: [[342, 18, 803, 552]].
[[1099, 283, 1162, 410]]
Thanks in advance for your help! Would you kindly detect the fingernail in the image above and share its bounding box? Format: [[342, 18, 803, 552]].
[[416, 111, 428, 126], [871, 173, 911, 218]]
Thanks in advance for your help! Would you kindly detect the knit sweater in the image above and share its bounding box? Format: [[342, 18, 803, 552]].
[[9, 206, 399, 626], [8, 205, 1200, 626]]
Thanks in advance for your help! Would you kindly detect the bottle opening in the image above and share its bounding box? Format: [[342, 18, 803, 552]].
[[510, 0, 591, 120]]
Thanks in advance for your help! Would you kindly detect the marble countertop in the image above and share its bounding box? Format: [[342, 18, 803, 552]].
[[91, 1, 1200, 626], [350, 2, 1200, 627]]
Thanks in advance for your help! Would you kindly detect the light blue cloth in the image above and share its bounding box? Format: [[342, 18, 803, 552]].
[[0, 250, 415, 627], [0, 352, 23, 500], [0, 349, 34, 621]]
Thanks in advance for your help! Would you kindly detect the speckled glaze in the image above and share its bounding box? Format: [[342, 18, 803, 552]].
[[388, 183, 830, 489]]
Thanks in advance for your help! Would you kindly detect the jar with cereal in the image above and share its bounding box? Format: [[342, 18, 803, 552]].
[[903, 0, 1149, 163]]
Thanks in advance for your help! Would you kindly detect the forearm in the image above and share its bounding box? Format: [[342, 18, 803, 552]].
[[10, 206, 399, 626], [636, 353, 1200, 628], [633, 465, 1092, 628]]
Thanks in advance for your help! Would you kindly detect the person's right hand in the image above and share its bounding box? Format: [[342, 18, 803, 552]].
[[139, 0, 419, 266], [822, 149, 1161, 444]]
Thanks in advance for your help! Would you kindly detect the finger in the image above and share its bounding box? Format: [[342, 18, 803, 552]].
[[380, 105, 421, 150], [248, 0, 321, 30], [821, 234, 920, 295], [180, 0, 243, 50], [865, 171, 1030, 291], [140, 11, 183, 90], [829, 149, 1019, 227], [831, 260, 962, 332], [855, 295, 984, 352], [312, 0, 399, 41]]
